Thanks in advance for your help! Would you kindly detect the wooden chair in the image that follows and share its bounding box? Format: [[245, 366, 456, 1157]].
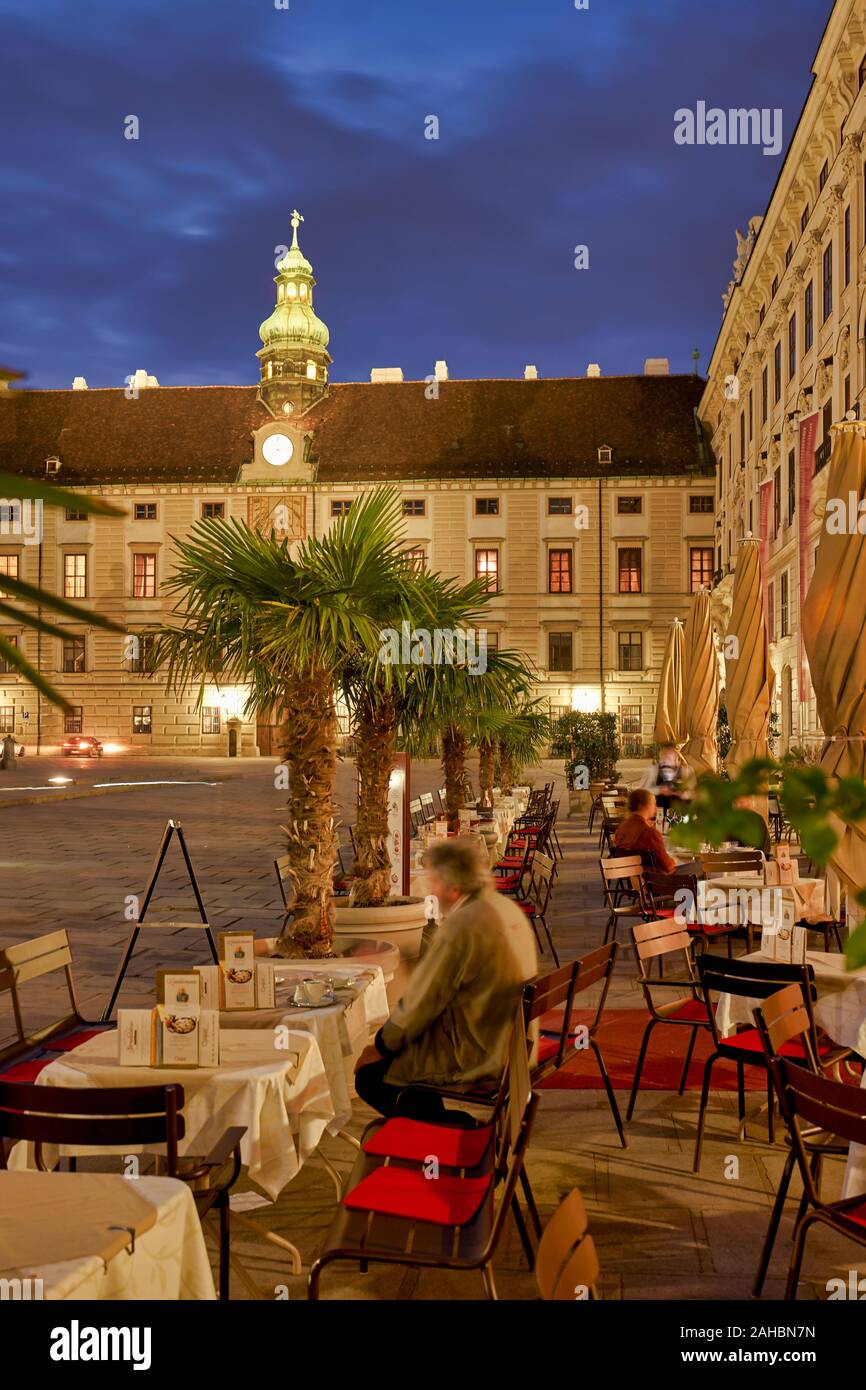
[[0, 1080, 245, 1299], [535, 1188, 600, 1300], [599, 855, 648, 946], [750, 986, 853, 1297], [0, 930, 108, 1074], [626, 917, 711, 1121], [644, 870, 741, 958], [514, 851, 559, 966], [691, 955, 846, 1173], [699, 850, 766, 952], [419, 791, 436, 825], [766, 1058, 866, 1300]]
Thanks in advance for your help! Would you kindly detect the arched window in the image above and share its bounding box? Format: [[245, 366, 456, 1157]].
[[266, 361, 273, 378], [306, 361, 317, 381], [288, 283, 298, 299], [299, 283, 308, 300]]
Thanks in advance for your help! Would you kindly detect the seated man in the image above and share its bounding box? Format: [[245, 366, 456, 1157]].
[[611, 788, 679, 873], [353, 837, 538, 1119]]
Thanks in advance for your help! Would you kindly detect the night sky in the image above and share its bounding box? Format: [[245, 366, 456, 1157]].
[[0, 0, 832, 390]]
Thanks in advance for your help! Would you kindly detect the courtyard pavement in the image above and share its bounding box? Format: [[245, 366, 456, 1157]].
[[0, 755, 863, 1300]]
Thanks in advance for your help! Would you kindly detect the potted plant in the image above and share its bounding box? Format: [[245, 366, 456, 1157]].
[[551, 711, 620, 815]]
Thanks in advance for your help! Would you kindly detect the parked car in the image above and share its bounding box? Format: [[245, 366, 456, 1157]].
[[61, 734, 104, 758]]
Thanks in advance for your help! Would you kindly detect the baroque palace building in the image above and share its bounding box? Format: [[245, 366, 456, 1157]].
[[0, 213, 714, 756], [701, 0, 866, 753]]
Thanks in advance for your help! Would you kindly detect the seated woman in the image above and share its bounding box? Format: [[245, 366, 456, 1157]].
[[353, 837, 537, 1120]]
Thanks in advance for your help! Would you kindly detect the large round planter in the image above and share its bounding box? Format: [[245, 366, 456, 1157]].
[[333, 898, 428, 960], [568, 790, 590, 818]]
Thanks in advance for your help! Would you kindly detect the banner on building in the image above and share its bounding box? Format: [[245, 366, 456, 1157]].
[[797, 412, 819, 702]]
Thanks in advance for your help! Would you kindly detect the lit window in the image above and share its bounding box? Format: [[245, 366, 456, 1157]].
[[689, 546, 713, 592], [617, 547, 642, 594], [548, 549, 573, 593], [62, 636, 86, 673], [202, 707, 221, 735], [0, 634, 18, 674], [288, 283, 298, 298], [402, 546, 426, 571], [266, 361, 273, 378], [299, 283, 308, 300], [306, 361, 317, 380], [133, 705, 153, 735], [475, 548, 499, 591], [133, 553, 157, 599], [64, 553, 86, 599], [0, 554, 19, 599]]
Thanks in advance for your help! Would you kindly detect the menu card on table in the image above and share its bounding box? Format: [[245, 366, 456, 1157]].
[[196, 956, 276, 1010]]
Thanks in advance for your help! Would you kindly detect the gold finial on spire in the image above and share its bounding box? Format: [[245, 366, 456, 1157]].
[[290, 208, 304, 246]]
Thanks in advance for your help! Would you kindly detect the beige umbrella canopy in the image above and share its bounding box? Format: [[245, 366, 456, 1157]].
[[724, 536, 774, 777], [801, 425, 866, 898], [682, 588, 719, 776], [653, 618, 687, 748]]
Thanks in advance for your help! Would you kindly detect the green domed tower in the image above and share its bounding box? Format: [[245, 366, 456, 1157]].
[[256, 210, 332, 415]]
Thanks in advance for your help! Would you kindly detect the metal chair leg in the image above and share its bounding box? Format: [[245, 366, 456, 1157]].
[[693, 1053, 718, 1172], [590, 1039, 627, 1148], [678, 1026, 699, 1095], [784, 1212, 817, 1301], [626, 1018, 657, 1121], [753, 1147, 796, 1297]]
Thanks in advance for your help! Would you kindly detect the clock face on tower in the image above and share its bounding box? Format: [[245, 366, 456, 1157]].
[[262, 433, 294, 467]]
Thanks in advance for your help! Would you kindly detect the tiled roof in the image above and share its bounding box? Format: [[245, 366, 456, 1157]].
[[0, 374, 712, 486]]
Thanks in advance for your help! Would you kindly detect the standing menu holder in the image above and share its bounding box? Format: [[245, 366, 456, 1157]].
[[102, 820, 219, 1022]]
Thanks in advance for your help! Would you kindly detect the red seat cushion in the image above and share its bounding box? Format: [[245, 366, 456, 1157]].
[[362, 1118, 493, 1168], [495, 874, 522, 890], [535, 1036, 560, 1063], [0, 1056, 53, 1083], [668, 999, 710, 1024], [844, 1202, 866, 1228], [688, 921, 736, 936], [654, 907, 676, 919], [343, 1166, 492, 1225], [516, 900, 536, 914], [721, 1028, 831, 1059], [42, 1027, 110, 1052]]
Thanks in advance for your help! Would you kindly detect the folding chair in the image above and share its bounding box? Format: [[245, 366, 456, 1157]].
[[691, 954, 847, 1172], [0, 931, 110, 1077], [626, 917, 711, 1120], [599, 855, 649, 946], [513, 852, 559, 965], [535, 1188, 600, 1300], [750, 986, 853, 1297], [0, 1080, 244, 1300], [766, 1058, 866, 1301]]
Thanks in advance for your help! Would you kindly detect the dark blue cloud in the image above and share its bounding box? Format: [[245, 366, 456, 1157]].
[[0, 0, 831, 388]]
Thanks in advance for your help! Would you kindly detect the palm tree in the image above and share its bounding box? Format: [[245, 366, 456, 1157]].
[[0, 474, 124, 705], [343, 567, 503, 905], [154, 488, 414, 957], [496, 699, 553, 795]]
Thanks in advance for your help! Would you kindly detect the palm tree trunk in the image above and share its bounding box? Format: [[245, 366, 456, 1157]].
[[442, 724, 467, 823], [352, 692, 397, 906], [499, 739, 515, 796], [277, 665, 337, 958], [478, 735, 495, 808]]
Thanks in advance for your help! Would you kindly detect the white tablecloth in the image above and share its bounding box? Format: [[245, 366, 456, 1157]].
[[700, 875, 825, 927], [9, 1029, 336, 1201], [218, 963, 388, 1129], [716, 949, 866, 1199], [0, 1174, 215, 1300]]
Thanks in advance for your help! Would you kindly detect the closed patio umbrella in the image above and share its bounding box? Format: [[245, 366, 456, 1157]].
[[724, 535, 774, 777], [653, 618, 687, 749], [801, 425, 866, 902], [682, 588, 719, 776]]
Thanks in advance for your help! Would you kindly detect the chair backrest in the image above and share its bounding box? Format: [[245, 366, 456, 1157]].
[[535, 1188, 599, 1300], [697, 954, 814, 1049], [274, 854, 292, 910], [769, 1058, 866, 1210], [420, 792, 436, 822], [524, 960, 581, 1074], [700, 850, 765, 876], [529, 854, 554, 913], [753, 984, 822, 1072], [631, 916, 696, 976], [572, 941, 618, 1034], [644, 870, 696, 911], [0, 1081, 186, 1174], [599, 854, 643, 886], [0, 931, 82, 1065]]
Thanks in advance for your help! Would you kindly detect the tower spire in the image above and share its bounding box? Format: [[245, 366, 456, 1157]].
[[256, 210, 331, 415]]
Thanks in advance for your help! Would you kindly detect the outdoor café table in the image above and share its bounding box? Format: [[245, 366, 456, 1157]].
[[715, 948, 866, 1199], [218, 960, 389, 1131], [700, 873, 826, 926], [8, 1027, 335, 1202], [0, 1171, 216, 1300]]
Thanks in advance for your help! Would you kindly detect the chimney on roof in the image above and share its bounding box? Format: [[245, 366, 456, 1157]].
[[586, 363, 601, 378], [644, 357, 670, 376], [434, 360, 448, 383], [370, 368, 404, 383], [72, 377, 88, 390], [524, 365, 538, 380]]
